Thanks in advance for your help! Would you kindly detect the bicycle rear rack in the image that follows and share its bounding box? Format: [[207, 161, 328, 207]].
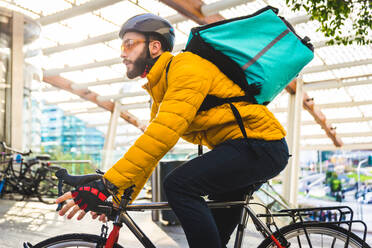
[[257, 205, 369, 246]]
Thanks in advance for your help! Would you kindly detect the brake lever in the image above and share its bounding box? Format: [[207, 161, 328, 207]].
[[56, 178, 65, 211]]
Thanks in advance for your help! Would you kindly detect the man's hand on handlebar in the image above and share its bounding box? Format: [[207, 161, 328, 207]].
[[56, 191, 90, 221], [56, 191, 109, 222], [55, 178, 113, 222]]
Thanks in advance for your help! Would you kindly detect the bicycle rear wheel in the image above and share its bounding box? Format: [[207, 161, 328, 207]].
[[257, 222, 370, 248], [31, 233, 123, 248]]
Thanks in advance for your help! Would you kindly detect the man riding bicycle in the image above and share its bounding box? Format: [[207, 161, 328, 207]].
[[57, 13, 290, 248]]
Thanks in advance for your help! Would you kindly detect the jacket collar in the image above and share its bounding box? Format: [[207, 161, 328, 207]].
[[142, 52, 173, 91]]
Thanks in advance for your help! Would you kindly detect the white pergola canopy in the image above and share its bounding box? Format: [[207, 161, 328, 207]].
[[1, 0, 371, 154]]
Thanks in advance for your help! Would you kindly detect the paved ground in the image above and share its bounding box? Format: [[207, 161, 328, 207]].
[[0, 197, 265, 248], [0, 196, 371, 247], [0, 198, 187, 247]]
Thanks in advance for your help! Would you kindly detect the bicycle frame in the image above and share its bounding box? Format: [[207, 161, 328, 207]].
[[52, 169, 370, 248], [102, 194, 285, 248]]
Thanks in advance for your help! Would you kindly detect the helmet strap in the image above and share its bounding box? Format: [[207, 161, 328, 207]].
[[141, 35, 160, 78]]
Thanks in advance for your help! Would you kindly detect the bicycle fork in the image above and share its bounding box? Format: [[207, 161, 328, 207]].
[[233, 195, 287, 248], [105, 185, 156, 248], [104, 211, 156, 248]]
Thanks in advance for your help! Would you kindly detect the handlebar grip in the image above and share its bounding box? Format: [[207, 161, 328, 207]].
[[55, 168, 103, 211], [55, 168, 102, 187]]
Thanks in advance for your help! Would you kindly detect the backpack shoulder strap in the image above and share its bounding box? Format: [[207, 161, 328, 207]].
[[165, 58, 173, 87]]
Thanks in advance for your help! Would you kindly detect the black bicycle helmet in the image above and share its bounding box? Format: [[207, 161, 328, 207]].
[[119, 13, 175, 52]]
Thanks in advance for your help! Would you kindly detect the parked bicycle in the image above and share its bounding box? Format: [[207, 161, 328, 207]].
[[24, 168, 370, 248], [0, 141, 63, 204]]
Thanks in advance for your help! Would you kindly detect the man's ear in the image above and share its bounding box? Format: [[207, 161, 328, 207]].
[[149, 40, 163, 57]]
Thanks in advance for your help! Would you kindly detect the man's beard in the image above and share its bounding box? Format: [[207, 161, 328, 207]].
[[126, 47, 147, 79]]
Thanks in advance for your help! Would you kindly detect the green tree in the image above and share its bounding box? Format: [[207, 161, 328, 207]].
[[286, 0, 372, 45], [43, 146, 97, 175]]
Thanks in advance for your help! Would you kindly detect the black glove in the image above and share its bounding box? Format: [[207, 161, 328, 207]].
[[71, 178, 110, 213]]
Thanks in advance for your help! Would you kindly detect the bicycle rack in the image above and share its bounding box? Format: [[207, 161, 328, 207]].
[[257, 205, 369, 246]]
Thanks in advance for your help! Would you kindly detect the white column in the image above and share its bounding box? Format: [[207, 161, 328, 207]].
[[283, 77, 303, 206], [10, 12, 24, 151], [102, 101, 120, 170]]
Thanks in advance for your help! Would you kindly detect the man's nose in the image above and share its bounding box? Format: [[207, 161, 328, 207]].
[[120, 47, 128, 58], [120, 50, 126, 58]]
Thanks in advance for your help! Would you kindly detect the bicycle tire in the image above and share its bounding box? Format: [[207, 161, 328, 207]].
[[257, 222, 371, 248], [32, 233, 124, 248]]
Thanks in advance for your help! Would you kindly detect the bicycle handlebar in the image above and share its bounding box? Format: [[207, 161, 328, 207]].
[[55, 168, 115, 215], [55, 168, 102, 187], [0, 141, 32, 156], [54, 168, 136, 222]]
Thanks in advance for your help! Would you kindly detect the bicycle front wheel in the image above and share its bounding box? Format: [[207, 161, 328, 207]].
[[258, 222, 370, 248], [31, 233, 124, 248]]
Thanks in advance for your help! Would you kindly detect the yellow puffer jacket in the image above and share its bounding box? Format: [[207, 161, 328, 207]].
[[104, 51, 286, 200]]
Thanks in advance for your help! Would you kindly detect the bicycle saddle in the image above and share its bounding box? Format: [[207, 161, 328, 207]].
[[244, 181, 266, 196]]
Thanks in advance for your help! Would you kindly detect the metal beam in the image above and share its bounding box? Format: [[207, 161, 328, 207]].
[[40, 85, 62, 92], [65, 101, 150, 113], [43, 75, 146, 131], [288, 15, 310, 25], [201, 0, 254, 16], [43, 35, 350, 79], [301, 143, 372, 151], [304, 77, 372, 90], [41, 9, 308, 57], [86, 120, 128, 127], [97, 91, 148, 102], [311, 36, 355, 49], [115, 132, 142, 137], [302, 116, 372, 125], [42, 5, 316, 77], [120, 102, 149, 111], [37, 0, 122, 25], [44, 58, 121, 76], [43, 32, 117, 55], [317, 100, 372, 109], [271, 99, 372, 112], [65, 107, 105, 115], [302, 58, 372, 74], [45, 98, 85, 104], [42, 0, 246, 55], [302, 132, 372, 139], [42, 19, 187, 56], [71, 77, 130, 90]]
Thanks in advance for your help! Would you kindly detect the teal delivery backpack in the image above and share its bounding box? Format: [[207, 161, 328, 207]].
[[184, 6, 314, 108]]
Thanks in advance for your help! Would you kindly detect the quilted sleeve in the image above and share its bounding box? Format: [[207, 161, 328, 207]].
[[104, 59, 211, 199]]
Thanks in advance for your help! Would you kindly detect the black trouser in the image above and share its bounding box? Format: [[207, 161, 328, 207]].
[[163, 138, 290, 248]]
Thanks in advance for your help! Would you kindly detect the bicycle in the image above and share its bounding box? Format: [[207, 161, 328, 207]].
[[23, 168, 371, 248], [0, 141, 64, 204]]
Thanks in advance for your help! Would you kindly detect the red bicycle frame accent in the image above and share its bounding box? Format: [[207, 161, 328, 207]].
[[105, 224, 121, 248]]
